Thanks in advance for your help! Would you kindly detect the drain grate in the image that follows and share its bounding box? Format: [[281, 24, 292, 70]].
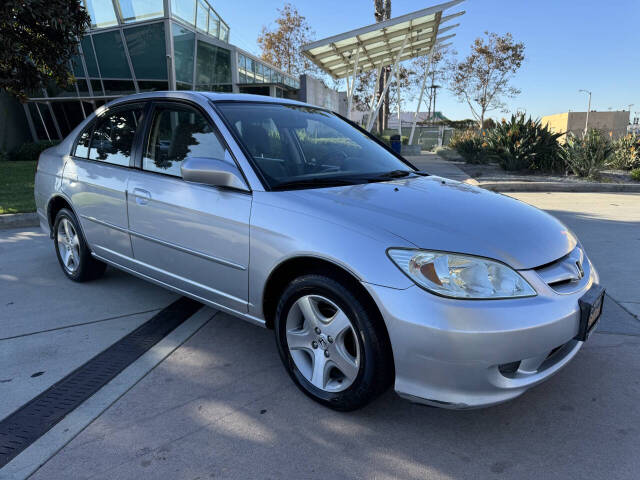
[[0, 297, 201, 468]]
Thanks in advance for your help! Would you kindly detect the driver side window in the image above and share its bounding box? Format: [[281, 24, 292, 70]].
[[143, 104, 229, 177]]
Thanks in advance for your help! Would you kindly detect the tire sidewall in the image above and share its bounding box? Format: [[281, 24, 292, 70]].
[[275, 275, 380, 409]]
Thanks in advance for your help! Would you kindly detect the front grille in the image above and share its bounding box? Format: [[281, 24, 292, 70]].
[[534, 246, 589, 294]]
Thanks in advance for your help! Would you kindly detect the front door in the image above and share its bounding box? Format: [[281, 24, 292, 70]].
[[126, 102, 251, 312]]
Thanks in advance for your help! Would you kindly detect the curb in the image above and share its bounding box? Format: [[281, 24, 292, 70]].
[[468, 181, 640, 193], [0, 213, 39, 229]]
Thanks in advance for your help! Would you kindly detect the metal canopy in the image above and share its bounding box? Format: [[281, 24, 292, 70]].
[[302, 0, 465, 80]]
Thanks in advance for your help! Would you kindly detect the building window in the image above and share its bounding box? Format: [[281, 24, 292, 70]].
[[102, 80, 136, 95], [89, 105, 144, 166], [220, 22, 229, 42], [124, 23, 167, 80], [171, 0, 196, 25], [195, 41, 231, 90], [172, 23, 195, 87], [90, 79, 104, 96], [80, 37, 100, 77], [117, 0, 164, 23], [92, 31, 132, 78], [138, 81, 170, 92], [196, 1, 208, 32], [83, 0, 118, 29], [208, 9, 220, 37]]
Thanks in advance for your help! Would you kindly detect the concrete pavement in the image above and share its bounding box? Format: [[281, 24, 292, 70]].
[[510, 193, 640, 319], [29, 312, 640, 480], [0, 227, 177, 422]]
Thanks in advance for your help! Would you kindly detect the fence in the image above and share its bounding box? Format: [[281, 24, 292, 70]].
[[382, 125, 456, 151]]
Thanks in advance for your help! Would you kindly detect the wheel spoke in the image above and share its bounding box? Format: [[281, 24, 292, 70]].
[[330, 345, 359, 383], [324, 310, 351, 339], [62, 219, 72, 240], [310, 351, 328, 389], [63, 249, 73, 268], [57, 231, 68, 247], [287, 329, 314, 351], [296, 295, 320, 326]]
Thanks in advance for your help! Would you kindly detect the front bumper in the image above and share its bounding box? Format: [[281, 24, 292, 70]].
[[364, 259, 599, 409]]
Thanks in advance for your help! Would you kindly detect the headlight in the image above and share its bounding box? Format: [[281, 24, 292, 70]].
[[387, 249, 536, 299]]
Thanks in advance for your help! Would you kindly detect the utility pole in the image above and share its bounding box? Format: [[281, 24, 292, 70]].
[[579, 89, 592, 137]]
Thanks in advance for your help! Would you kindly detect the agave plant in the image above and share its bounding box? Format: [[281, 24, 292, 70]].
[[484, 114, 563, 171], [560, 129, 615, 178], [609, 133, 640, 170], [449, 129, 488, 164]]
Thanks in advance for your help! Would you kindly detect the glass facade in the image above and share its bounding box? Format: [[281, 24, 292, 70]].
[[196, 40, 232, 91], [93, 30, 131, 78], [237, 53, 299, 88], [23, 0, 301, 142], [124, 23, 167, 80], [118, 0, 164, 23]]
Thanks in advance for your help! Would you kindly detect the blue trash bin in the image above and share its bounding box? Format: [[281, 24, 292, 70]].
[[390, 134, 402, 154]]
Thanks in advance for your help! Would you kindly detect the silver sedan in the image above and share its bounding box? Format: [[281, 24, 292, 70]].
[[34, 92, 604, 410]]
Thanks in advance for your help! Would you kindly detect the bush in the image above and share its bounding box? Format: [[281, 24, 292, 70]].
[[9, 141, 60, 162], [609, 134, 640, 170], [449, 130, 488, 164], [0, 150, 8, 162], [631, 168, 640, 181], [484, 114, 563, 171], [560, 129, 614, 178]]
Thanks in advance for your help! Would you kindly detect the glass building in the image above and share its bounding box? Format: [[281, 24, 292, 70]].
[[23, 0, 300, 142]]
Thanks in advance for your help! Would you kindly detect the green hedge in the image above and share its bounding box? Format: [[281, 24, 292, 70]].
[[9, 141, 60, 162]]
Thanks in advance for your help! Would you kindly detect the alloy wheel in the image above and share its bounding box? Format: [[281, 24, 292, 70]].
[[285, 295, 361, 392], [57, 218, 81, 274]]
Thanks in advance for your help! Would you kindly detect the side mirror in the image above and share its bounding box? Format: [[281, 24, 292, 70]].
[[181, 157, 249, 191]]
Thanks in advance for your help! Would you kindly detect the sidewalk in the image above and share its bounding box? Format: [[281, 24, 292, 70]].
[[408, 153, 640, 192], [405, 153, 477, 183]]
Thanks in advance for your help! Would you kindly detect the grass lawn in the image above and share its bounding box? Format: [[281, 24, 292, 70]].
[[0, 161, 37, 214]]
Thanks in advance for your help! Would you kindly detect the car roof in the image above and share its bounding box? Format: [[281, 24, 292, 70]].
[[104, 91, 313, 109]]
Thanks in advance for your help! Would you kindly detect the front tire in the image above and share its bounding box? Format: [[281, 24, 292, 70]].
[[274, 273, 393, 411], [53, 208, 106, 282]]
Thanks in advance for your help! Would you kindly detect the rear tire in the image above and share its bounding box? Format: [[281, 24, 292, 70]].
[[274, 273, 393, 411], [53, 208, 106, 282]]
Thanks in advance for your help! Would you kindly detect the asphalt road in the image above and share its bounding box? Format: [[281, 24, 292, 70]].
[[2, 190, 639, 480]]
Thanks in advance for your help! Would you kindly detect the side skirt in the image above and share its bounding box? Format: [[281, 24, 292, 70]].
[[92, 252, 267, 329]]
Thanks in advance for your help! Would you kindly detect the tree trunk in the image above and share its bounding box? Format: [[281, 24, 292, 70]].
[[374, 0, 391, 134]]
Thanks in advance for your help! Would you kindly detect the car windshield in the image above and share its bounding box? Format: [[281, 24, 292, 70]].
[[215, 102, 415, 190]]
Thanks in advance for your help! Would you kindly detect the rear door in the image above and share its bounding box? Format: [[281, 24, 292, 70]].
[[126, 101, 251, 312], [62, 103, 145, 265]]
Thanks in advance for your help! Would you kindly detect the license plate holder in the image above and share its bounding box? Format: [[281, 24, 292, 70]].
[[576, 285, 605, 341]]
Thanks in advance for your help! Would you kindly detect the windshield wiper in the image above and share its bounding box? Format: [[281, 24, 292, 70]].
[[271, 177, 360, 191], [364, 170, 416, 182]]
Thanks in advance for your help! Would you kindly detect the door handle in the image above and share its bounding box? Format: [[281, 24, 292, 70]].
[[132, 188, 151, 205]]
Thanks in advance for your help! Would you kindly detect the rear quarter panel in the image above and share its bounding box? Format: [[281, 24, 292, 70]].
[[34, 148, 68, 234]]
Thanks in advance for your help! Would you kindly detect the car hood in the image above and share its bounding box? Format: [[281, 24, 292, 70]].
[[282, 176, 576, 270]]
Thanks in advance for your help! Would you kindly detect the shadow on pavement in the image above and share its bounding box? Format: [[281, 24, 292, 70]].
[[30, 312, 640, 480]]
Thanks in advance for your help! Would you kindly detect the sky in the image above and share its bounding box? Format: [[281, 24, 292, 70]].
[[214, 0, 639, 121]]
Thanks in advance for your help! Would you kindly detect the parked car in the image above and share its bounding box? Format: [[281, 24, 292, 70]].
[[34, 92, 604, 411]]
